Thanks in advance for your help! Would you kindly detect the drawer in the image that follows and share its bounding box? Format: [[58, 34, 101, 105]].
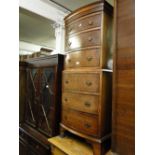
[[65, 2, 103, 24], [65, 49, 100, 69], [66, 29, 101, 51], [62, 72, 100, 93], [62, 92, 99, 114], [66, 13, 102, 35], [62, 109, 98, 136]]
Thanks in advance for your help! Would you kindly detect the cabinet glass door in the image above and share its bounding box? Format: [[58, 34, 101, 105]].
[[37, 66, 56, 136], [25, 68, 39, 127]]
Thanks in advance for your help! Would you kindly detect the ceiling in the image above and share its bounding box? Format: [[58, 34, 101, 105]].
[[49, 0, 98, 12], [49, 0, 114, 11], [19, 0, 114, 51]]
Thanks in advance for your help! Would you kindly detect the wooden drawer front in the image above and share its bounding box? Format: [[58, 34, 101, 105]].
[[66, 13, 102, 35], [62, 92, 99, 114], [62, 109, 98, 136], [65, 49, 100, 69], [62, 72, 100, 93], [65, 2, 103, 24], [66, 30, 101, 51]]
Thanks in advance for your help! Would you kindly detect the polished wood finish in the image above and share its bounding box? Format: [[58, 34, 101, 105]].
[[66, 12, 102, 35], [112, 0, 135, 154], [64, 2, 113, 69], [62, 109, 98, 136], [66, 29, 101, 51], [61, 71, 112, 138], [92, 142, 105, 155], [62, 92, 99, 114], [64, 48, 100, 69], [61, 1, 113, 155], [64, 2, 104, 24], [19, 54, 64, 155], [62, 70, 100, 93]]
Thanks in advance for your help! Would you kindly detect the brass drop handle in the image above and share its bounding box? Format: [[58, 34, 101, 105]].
[[64, 98, 68, 102], [88, 37, 93, 42], [68, 42, 72, 46], [84, 123, 91, 128], [65, 80, 69, 84], [88, 21, 93, 25], [84, 101, 91, 107], [78, 23, 82, 27], [85, 81, 92, 86], [87, 56, 93, 61]]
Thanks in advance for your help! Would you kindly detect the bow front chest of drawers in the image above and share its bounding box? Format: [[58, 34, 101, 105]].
[[60, 1, 113, 155]]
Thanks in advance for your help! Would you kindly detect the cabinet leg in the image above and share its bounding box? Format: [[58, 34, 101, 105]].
[[92, 142, 105, 155], [92, 138, 111, 155]]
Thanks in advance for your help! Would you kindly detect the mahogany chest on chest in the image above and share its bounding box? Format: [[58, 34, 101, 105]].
[[60, 2, 113, 155]]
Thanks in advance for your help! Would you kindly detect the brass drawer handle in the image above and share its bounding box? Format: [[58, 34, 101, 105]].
[[65, 80, 69, 84], [64, 98, 68, 102], [78, 23, 82, 27], [68, 42, 72, 47], [87, 56, 93, 61], [88, 21, 93, 25], [84, 123, 91, 128], [88, 37, 93, 42], [84, 101, 91, 107], [85, 81, 92, 86]]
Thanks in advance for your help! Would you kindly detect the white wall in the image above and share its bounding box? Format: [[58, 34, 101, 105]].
[[19, 0, 68, 54]]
